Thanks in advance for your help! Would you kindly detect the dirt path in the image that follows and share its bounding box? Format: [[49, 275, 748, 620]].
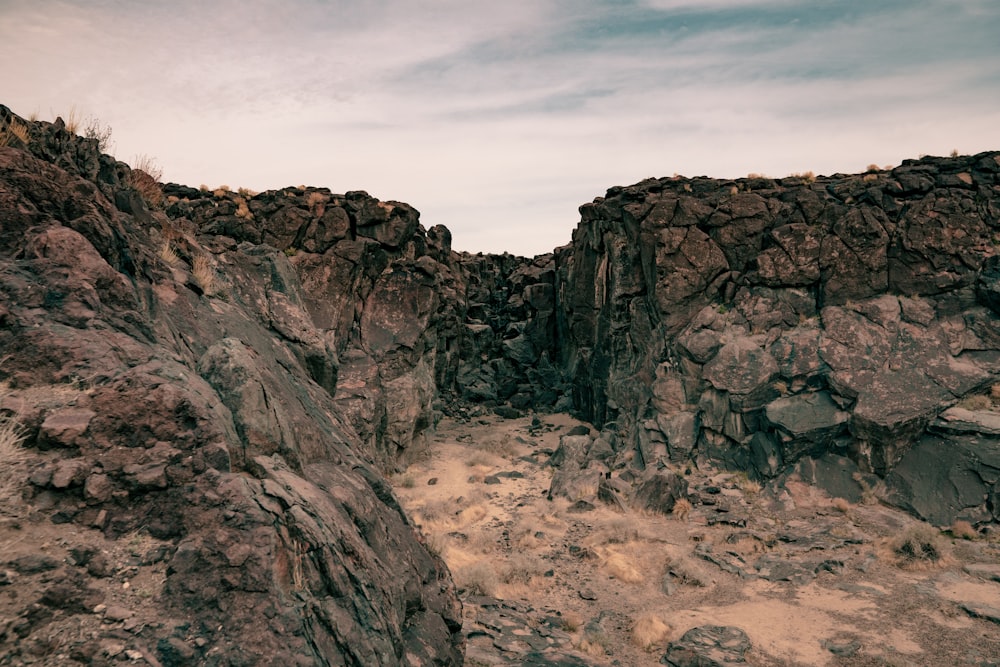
[[391, 412, 1000, 666]]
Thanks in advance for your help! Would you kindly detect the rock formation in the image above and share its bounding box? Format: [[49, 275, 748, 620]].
[[0, 106, 463, 665], [2, 101, 999, 663], [554, 157, 1000, 524]]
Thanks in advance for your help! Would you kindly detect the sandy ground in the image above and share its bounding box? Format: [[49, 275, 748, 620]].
[[392, 412, 1000, 667]]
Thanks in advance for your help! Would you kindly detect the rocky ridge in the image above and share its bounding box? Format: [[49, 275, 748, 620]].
[[1, 102, 1000, 664]]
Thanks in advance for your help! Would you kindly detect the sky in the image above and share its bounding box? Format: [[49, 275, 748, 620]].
[[2, 1, 999, 257]]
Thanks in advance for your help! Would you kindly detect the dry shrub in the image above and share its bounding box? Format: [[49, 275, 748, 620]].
[[885, 524, 949, 568], [0, 409, 28, 514], [560, 611, 583, 632], [1, 118, 30, 147], [865, 163, 881, 173], [950, 520, 978, 541], [595, 516, 641, 545], [578, 631, 610, 657], [475, 433, 517, 458], [663, 555, 709, 588], [192, 254, 218, 296], [603, 550, 644, 584], [159, 241, 181, 266], [465, 450, 499, 468], [127, 155, 164, 209], [958, 394, 992, 411], [234, 198, 253, 220], [862, 173, 879, 183], [672, 497, 692, 521], [832, 497, 852, 513], [511, 524, 544, 550], [631, 613, 671, 651], [453, 561, 497, 596]]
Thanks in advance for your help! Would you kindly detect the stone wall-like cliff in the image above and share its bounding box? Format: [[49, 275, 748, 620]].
[[555, 157, 1000, 524]]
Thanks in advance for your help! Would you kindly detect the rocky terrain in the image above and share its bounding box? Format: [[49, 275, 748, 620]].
[[392, 412, 1000, 666], [1, 102, 999, 665]]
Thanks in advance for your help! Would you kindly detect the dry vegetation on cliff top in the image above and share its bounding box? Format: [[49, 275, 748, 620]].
[[393, 412, 1000, 667]]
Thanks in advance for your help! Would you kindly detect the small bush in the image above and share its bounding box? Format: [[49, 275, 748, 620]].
[[83, 116, 113, 153], [0, 409, 28, 514], [1, 118, 30, 147], [887, 524, 948, 567], [127, 155, 164, 209], [192, 254, 218, 296], [454, 561, 497, 596], [631, 613, 671, 651], [672, 497, 692, 521], [865, 163, 881, 173], [159, 241, 181, 266], [958, 394, 992, 411], [950, 519, 978, 540], [832, 497, 852, 513]]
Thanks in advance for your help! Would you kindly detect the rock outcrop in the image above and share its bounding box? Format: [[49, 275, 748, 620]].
[[0, 106, 462, 665], [555, 156, 1000, 524]]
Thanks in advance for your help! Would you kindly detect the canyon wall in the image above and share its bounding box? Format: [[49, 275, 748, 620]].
[[555, 156, 1000, 524]]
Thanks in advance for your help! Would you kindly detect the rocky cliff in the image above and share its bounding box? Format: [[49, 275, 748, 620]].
[[2, 102, 999, 664], [556, 157, 1000, 525], [0, 106, 463, 665]]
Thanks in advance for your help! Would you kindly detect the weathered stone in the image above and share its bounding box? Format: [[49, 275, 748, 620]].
[[663, 625, 751, 666], [765, 391, 849, 461], [38, 408, 95, 449], [703, 339, 778, 396], [885, 433, 1000, 525], [631, 471, 688, 515]]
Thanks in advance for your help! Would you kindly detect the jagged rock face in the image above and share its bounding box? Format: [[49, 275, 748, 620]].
[[557, 154, 1000, 522], [0, 107, 463, 665]]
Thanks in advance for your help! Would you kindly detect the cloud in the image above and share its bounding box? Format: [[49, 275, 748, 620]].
[[1, 0, 998, 255]]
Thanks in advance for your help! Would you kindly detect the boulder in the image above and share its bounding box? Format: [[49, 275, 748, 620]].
[[631, 471, 689, 515], [663, 625, 751, 666]]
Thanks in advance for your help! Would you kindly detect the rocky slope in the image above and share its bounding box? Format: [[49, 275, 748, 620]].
[[0, 107, 463, 665], [2, 102, 1000, 664]]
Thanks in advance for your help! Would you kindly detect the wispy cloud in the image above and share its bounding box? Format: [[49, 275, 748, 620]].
[[2, 0, 998, 255]]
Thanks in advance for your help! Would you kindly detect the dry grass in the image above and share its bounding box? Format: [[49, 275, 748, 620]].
[[603, 548, 645, 584], [672, 497, 692, 521], [789, 171, 816, 183], [559, 611, 583, 632], [191, 254, 218, 296], [453, 560, 497, 596], [235, 198, 253, 220], [1, 118, 30, 147], [832, 497, 852, 513], [883, 524, 950, 569], [0, 407, 28, 516], [127, 155, 164, 209], [594, 516, 642, 545], [631, 613, 671, 651], [579, 631, 610, 657], [949, 520, 978, 541], [159, 241, 181, 267], [64, 106, 81, 133], [958, 394, 992, 411]]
